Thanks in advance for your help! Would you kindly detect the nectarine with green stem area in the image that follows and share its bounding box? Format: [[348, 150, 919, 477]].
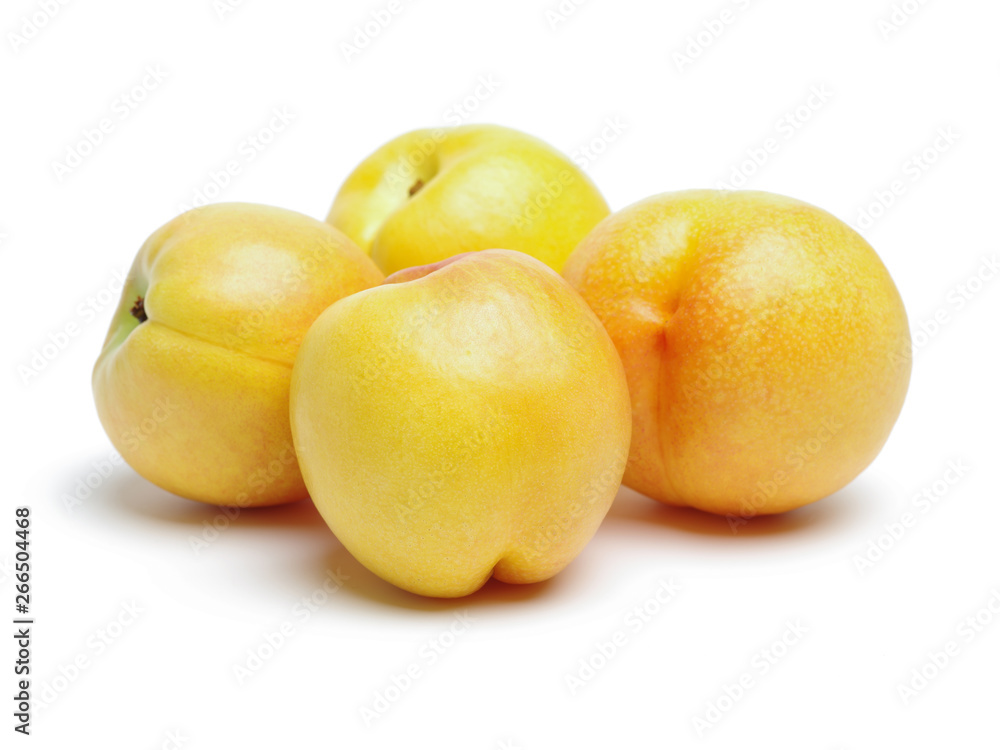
[[93, 203, 383, 506]]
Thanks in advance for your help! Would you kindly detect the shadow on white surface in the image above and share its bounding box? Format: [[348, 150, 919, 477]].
[[606, 481, 874, 539], [591, 478, 890, 578], [317, 543, 563, 613], [62, 460, 575, 616], [50, 452, 887, 622], [98, 470, 328, 529]]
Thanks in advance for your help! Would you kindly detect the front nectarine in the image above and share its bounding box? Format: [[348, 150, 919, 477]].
[[290, 250, 631, 597]]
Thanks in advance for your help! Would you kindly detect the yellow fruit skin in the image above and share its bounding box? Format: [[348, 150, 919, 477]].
[[93, 203, 384, 506], [290, 250, 631, 597], [326, 124, 610, 275], [562, 190, 912, 517]]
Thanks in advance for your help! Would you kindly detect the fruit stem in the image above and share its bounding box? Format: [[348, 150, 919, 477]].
[[130, 296, 147, 323], [408, 179, 425, 197]]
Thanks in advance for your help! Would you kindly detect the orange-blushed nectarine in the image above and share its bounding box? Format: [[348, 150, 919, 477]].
[[563, 190, 911, 518]]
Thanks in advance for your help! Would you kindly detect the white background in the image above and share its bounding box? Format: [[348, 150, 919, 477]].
[[3, 0, 999, 747]]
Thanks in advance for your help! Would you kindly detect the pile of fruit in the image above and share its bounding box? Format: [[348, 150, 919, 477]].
[[92, 125, 911, 597]]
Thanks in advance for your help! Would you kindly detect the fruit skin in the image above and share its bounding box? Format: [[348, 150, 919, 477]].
[[290, 249, 631, 597], [562, 190, 911, 517], [93, 203, 384, 506], [326, 124, 610, 275]]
